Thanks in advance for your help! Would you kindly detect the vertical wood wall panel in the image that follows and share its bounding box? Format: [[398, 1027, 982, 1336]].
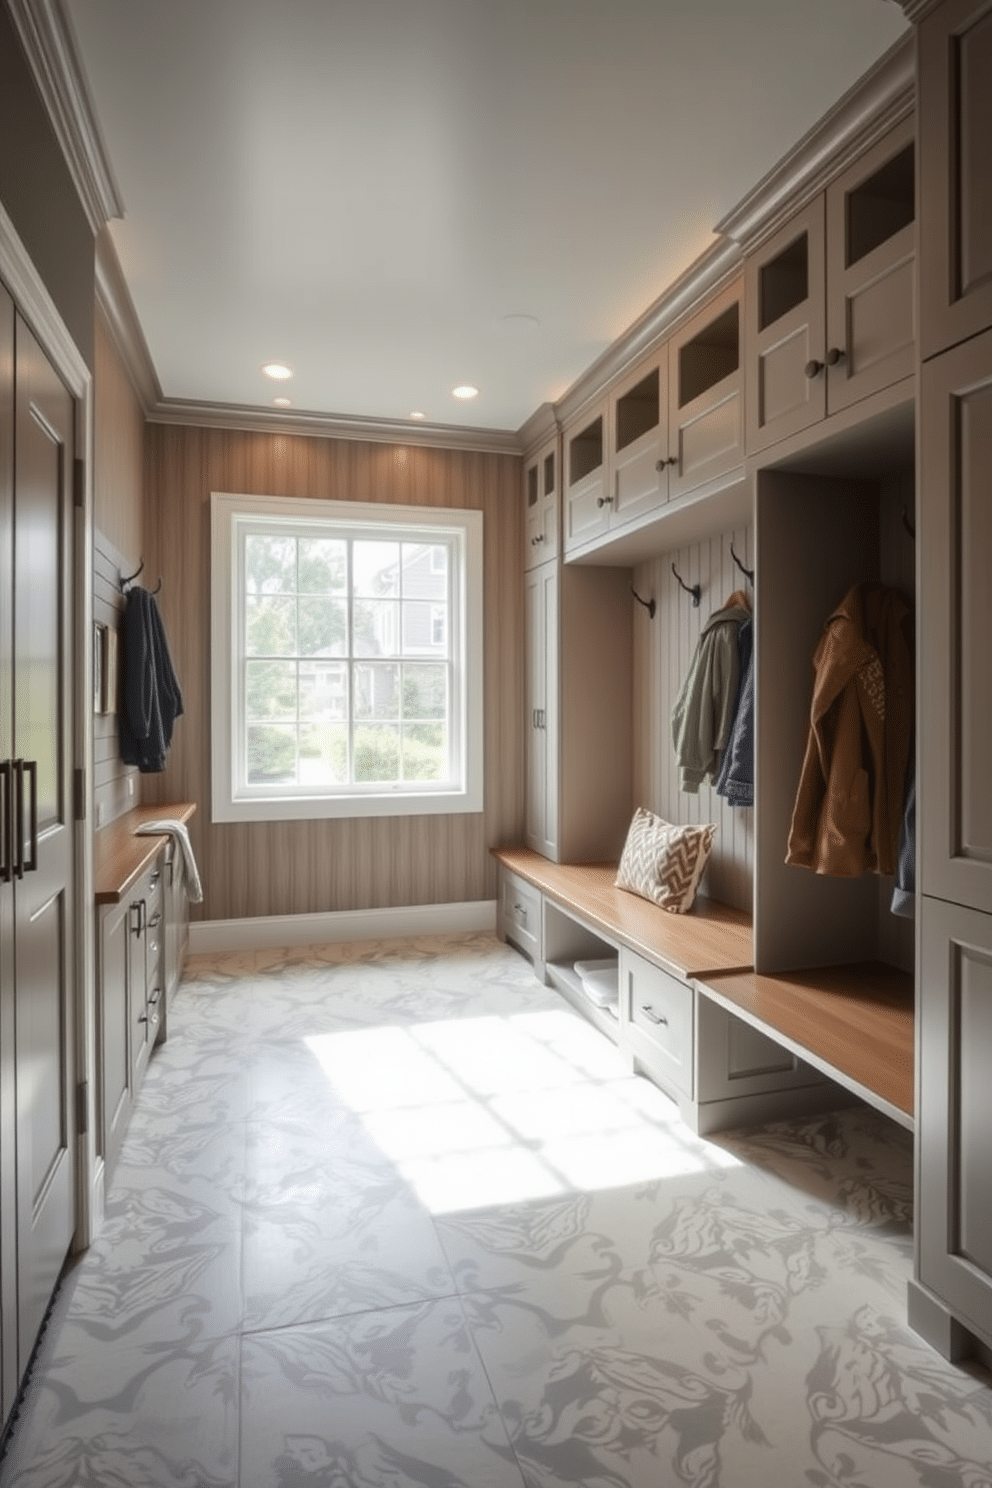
[[631, 522, 755, 914], [93, 312, 144, 564], [142, 424, 524, 923]]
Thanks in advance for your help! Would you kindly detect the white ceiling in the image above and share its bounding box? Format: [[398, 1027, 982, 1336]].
[[65, 0, 909, 435]]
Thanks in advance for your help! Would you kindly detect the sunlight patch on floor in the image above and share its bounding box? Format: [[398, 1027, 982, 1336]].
[[304, 1008, 740, 1213]]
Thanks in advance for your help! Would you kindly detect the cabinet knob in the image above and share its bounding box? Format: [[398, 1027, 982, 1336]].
[[825, 346, 845, 366], [804, 359, 824, 379], [656, 457, 679, 472], [596, 495, 614, 508]]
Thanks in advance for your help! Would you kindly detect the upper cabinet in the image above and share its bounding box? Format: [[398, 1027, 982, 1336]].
[[524, 435, 559, 570], [564, 277, 744, 558], [745, 117, 916, 455], [918, 0, 992, 359]]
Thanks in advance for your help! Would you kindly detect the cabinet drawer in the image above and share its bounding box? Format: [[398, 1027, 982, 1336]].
[[621, 948, 694, 1099], [501, 872, 542, 960]]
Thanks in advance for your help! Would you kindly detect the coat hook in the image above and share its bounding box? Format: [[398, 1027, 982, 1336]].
[[730, 541, 754, 584], [901, 505, 916, 540], [671, 563, 701, 607], [120, 557, 145, 591], [630, 583, 656, 619]]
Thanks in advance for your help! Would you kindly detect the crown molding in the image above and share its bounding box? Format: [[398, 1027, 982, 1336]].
[[94, 230, 161, 410], [517, 402, 560, 456], [716, 32, 915, 252], [554, 237, 742, 430], [6, 0, 123, 234], [146, 398, 523, 457], [899, 1, 941, 20]]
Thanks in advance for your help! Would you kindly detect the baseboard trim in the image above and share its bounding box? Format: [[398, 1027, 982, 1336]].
[[188, 900, 498, 955]]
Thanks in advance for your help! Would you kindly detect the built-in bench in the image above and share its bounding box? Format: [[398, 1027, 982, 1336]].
[[493, 847, 914, 1134]]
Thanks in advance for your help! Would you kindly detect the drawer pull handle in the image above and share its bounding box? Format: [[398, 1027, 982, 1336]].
[[641, 1005, 668, 1026]]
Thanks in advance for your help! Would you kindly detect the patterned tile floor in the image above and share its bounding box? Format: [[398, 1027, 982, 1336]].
[[2, 932, 991, 1487]]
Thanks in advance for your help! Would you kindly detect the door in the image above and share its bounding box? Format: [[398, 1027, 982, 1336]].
[[525, 562, 558, 860], [12, 315, 76, 1376], [919, 326, 992, 913], [917, 896, 992, 1348], [918, 0, 992, 359], [0, 281, 16, 1424]]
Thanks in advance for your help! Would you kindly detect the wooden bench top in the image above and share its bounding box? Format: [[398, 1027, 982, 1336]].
[[699, 961, 914, 1121], [493, 846, 753, 981], [94, 803, 197, 905], [494, 848, 914, 1127]]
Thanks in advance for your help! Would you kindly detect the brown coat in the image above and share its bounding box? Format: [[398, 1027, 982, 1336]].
[[786, 583, 913, 877]]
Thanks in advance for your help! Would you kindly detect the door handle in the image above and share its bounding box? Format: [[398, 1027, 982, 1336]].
[[640, 1004, 669, 1026], [23, 760, 37, 874], [0, 761, 10, 884], [12, 759, 23, 879]]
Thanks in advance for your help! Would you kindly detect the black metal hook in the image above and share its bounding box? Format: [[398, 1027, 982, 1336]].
[[671, 563, 701, 607], [120, 558, 163, 595], [730, 541, 754, 584], [630, 583, 656, 619], [901, 505, 916, 540]]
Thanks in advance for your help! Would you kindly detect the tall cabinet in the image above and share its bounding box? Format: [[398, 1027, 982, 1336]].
[[522, 432, 634, 865], [0, 284, 77, 1422], [911, 0, 992, 1361]]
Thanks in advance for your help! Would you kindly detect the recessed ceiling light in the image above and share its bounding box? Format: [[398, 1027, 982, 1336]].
[[496, 313, 540, 333], [410, 410, 426, 420], [452, 385, 479, 400], [262, 361, 293, 381], [273, 396, 291, 407]]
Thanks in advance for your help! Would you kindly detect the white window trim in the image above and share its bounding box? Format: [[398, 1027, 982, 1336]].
[[210, 492, 484, 822]]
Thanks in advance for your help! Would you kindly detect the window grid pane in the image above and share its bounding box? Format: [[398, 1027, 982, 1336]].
[[241, 527, 454, 793]]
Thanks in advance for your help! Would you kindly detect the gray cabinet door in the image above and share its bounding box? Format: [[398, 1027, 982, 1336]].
[[100, 899, 132, 1184], [919, 328, 992, 912], [12, 315, 76, 1380], [918, 895, 992, 1347], [918, 0, 992, 359]]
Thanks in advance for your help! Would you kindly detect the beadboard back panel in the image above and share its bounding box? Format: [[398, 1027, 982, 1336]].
[[93, 528, 140, 827], [631, 522, 755, 914], [142, 424, 524, 922]]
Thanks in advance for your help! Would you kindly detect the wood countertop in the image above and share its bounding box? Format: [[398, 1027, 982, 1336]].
[[94, 803, 197, 905], [493, 846, 753, 981]]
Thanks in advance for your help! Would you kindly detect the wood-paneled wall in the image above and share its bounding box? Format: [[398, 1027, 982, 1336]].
[[93, 310, 144, 563], [631, 521, 755, 914], [142, 424, 524, 922]]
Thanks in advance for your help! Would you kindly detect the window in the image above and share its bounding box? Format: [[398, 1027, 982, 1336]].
[[211, 493, 483, 821]]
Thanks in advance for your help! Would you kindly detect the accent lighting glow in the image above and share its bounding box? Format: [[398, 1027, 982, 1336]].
[[261, 362, 293, 381]]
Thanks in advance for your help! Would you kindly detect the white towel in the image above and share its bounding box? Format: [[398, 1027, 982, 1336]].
[[135, 819, 203, 903]]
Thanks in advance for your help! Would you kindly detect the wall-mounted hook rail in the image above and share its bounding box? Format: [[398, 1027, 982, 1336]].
[[730, 541, 754, 584], [901, 505, 916, 540], [671, 563, 701, 607], [630, 583, 656, 619]]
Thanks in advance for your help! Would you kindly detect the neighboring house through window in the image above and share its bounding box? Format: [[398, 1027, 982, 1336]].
[[210, 493, 483, 821]]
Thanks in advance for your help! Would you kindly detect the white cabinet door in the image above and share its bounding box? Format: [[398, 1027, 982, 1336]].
[[609, 353, 669, 526], [524, 436, 559, 570]]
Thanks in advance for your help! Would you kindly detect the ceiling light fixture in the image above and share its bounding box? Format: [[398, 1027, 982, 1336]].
[[261, 361, 293, 381], [452, 385, 479, 400], [410, 411, 426, 421], [273, 396, 291, 407]]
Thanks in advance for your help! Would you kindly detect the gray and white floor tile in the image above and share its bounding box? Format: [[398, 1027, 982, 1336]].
[[1, 932, 989, 1487]]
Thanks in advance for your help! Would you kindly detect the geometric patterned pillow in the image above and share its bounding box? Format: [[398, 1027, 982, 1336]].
[[614, 807, 716, 914]]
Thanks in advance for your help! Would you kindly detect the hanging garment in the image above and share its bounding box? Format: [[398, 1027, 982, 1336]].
[[715, 616, 754, 807], [890, 766, 916, 918], [119, 586, 185, 773], [671, 595, 751, 793], [786, 582, 913, 877]]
